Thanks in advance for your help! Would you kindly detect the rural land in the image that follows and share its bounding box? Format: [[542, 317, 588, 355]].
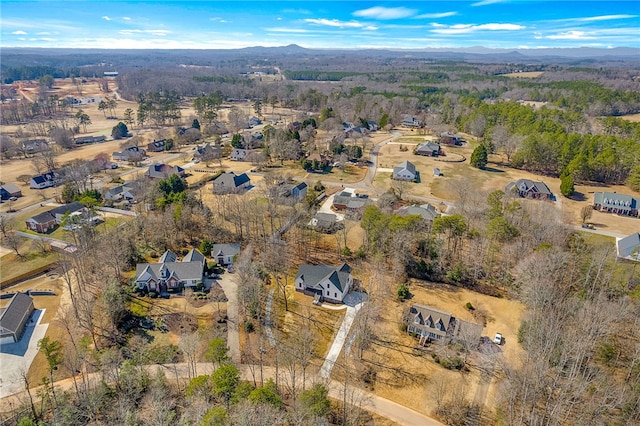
[[1, 45, 640, 426]]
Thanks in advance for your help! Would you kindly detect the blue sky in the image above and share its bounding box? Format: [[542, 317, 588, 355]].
[[1, 1, 639, 50]]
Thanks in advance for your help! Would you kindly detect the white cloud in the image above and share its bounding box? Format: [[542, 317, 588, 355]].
[[472, 0, 505, 6], [36, 32, 51, 35], [431, 22, 525, 34], [118, 29, 171, 36], [304, 18, 377, 30], [123, 17, 131, 21], [210, 17, 229, 23], [575, 14, 637, 22], [102, 16, 111, 21], [11, 30, 27, 35], [18, 37, 26, 41], [265, 28, 310, 33], [277, 17, 282, 21], [415, 12, 458, 19], [546, 30, 595, 40], [352, 7, 416, 20]]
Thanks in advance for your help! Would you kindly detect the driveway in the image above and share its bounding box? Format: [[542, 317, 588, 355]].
[[215, 273, 241, 364], [0, 309, 49, 398], [319, 291, 367, 378], [317, 193, 345, 221]]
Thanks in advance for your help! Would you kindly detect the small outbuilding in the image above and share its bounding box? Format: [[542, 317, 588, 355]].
[[0, 293, 35, 344]]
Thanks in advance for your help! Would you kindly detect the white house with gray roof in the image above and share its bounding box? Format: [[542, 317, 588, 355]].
[[211, 243, 241, 266], [135, 249, 205, 294], [393, 160, 417, 181], [212, 171, 251, 194], [295, 263, 353, 304]]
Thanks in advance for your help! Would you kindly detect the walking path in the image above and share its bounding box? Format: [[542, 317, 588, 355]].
[[264, 289, 276, 346], [215, 273, 240, 364]]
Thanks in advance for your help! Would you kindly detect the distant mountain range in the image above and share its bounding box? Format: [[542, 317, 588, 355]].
[[241, 44, 640, 59], [1, 45, 638, 68]]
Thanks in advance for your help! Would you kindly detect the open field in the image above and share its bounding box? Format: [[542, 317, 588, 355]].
[[500, 71, 544, 78], [620, 112, 640, 122]]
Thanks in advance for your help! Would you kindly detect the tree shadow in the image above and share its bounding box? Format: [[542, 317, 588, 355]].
[[569, 191, 587, 201], [482, 166, 505, 173]]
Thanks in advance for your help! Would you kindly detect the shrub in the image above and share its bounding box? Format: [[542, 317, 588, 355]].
[[341, 246, 352, 257], [470, 144, 488, 169], [560, 173, 574, 197], [396, 283, 410, 301], [148, 291, 158, 299], [243, 320, 255, 333], [465, 302, 474, 311]]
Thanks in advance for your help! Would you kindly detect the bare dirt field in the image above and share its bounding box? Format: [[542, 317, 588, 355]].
[[500, 72, 544, 78], [619, 113, 640, 122]]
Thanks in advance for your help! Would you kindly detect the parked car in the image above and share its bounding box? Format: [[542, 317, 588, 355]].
[[493, 332, 503, 345]]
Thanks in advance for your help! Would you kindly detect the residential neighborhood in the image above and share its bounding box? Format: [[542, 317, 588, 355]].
[[1, 31, 639, 426]]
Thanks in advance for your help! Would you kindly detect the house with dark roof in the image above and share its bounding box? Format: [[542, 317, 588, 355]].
[[230, 148, 255, 161], [213, 172, 251, 194], [309, 213, 341, 233], [211, 243, 241, 266], [194, 143, 222, 162], [135, 249, 205, 294], [617, 233, 640, 261], [22, 139, 49, 154], [146, 139, 167, 152], [393, 160, 418, 181], [402, 115, 421, 128], [0, 293, 34, 344], [332, 190, 371, 218], [74, 135, 106, 145], [183, 248, 207, 265], [0, 183, 22, 200], [406, 304, 456, 345], [396, 203, 440, 222], [295, 263, 353, 304], [25, 202, 87, 233], [104, 183, 137, 202], [29, 172, 57, 189], [415, 142, 441, 157], [145, 163, 186, 180], [112, 146, 146, 162], [593, 192, 639, 217], [505, 179, 553, 200], [439, 132, 463, 146], [277, 181, 308, 201]]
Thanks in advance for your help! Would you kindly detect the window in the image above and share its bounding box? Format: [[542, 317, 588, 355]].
[[327, 290, 330, 296], [335, 292, 337, 298], [414, 317, 420, 324]]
